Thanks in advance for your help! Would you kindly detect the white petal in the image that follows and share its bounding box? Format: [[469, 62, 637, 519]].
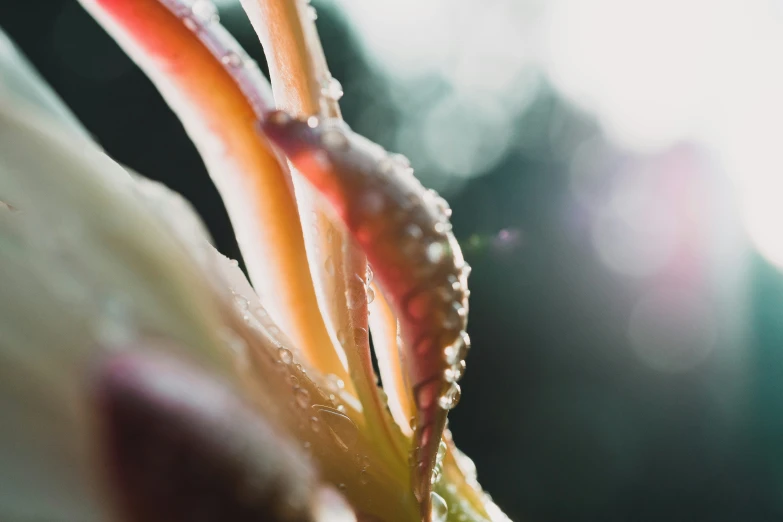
[[0, 93, 237, 520], [128, 170, 216, 269]]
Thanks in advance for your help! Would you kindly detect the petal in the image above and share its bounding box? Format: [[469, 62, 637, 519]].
[[237, 0, 328, 117], [434, 432, 506, 522], [261, 115, 472, 517], [238, 0, 406, 461], [204, 243, 421, 521], [367, 283, 415, 437], [96, 349, 319, 522], [0, 96, 236, 521], [0, 93, 420, 520], [0, 96, 231, 361], [77, 0, 353, 391], [129, 171, 216, 266], [127, 170, 415, 514]]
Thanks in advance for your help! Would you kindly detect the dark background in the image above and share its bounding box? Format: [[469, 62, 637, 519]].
[[4, 2, 783, 521]]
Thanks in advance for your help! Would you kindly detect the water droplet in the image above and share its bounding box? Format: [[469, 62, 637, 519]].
[[360, 191, 385, 216], [430, 492, 448, 522], [436, 285, 453, 302], [322, 128, 348, 149], [278, 347, 293, 364], [321, 76, 344, 101], [337, 483, 346, 491], [437, 440, 447, 463], [326, 373, 345, 391], [378, 156, 395, 174], [290, 375, 300, 387], [312, 150, 331, 169], [337, 404, 346, 413], [296, 387, 310, 408], [433, 195, 452, 218], [182, 17, 198, 31], [391, 153, 412, 169], [430, 467, 442, 485], [444, 360, 466, 383], [366, 285, 376, 304], [433, 222, 451, 234], [313, 405, 358, 451], [228, 258, 239, 267], [414, 336, 435, 356], [336, 329, 348, 347], [324, 256, 335, 277], [406, 291, 433, 321], [352, 327, 367, 346], [310, 416, 321, 432], [454, 447, 477, 482], [307, 5, 318, 20], [189, 0, 219, 25], [366, 264, 374, 284], [307, 115, 320, 128], [438, 383, 461, 410], [404, 223, 423, 239], [268, 110, 291, 126], [359, 469, 369, 485], [426, 241, 446, 263], [345, 286, 365, 310], [445, 332, 470, 364], [233, 293, 249, 311], [440, 302, 465, 330], [221, 51, 243, 68]]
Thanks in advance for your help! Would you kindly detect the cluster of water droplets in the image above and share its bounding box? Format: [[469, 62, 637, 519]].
[[355, 453, 372, 485], [162, 0, 281, 119], [220, 50, 244, 69], [430, 491, 449, 522], [297, 0, 319, 22], [320, 75, 344, 103], [365, 263, 375, 304], [220, 262, 368, 469], [230, 286, 287, 344], [273, 338, 363, 461], [345, 272, 367, 312], [174, 0, 220, 31], [263, 111, 483, 516], [431, 440, 448, 485], [306, 116, 475, 416]]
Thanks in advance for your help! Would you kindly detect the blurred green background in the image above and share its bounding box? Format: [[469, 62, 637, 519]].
[[4, 1, 783, 520]]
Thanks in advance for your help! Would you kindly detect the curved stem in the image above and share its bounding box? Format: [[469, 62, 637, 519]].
[[239, 0, 407, 466], [77, 0, 354, 394]]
